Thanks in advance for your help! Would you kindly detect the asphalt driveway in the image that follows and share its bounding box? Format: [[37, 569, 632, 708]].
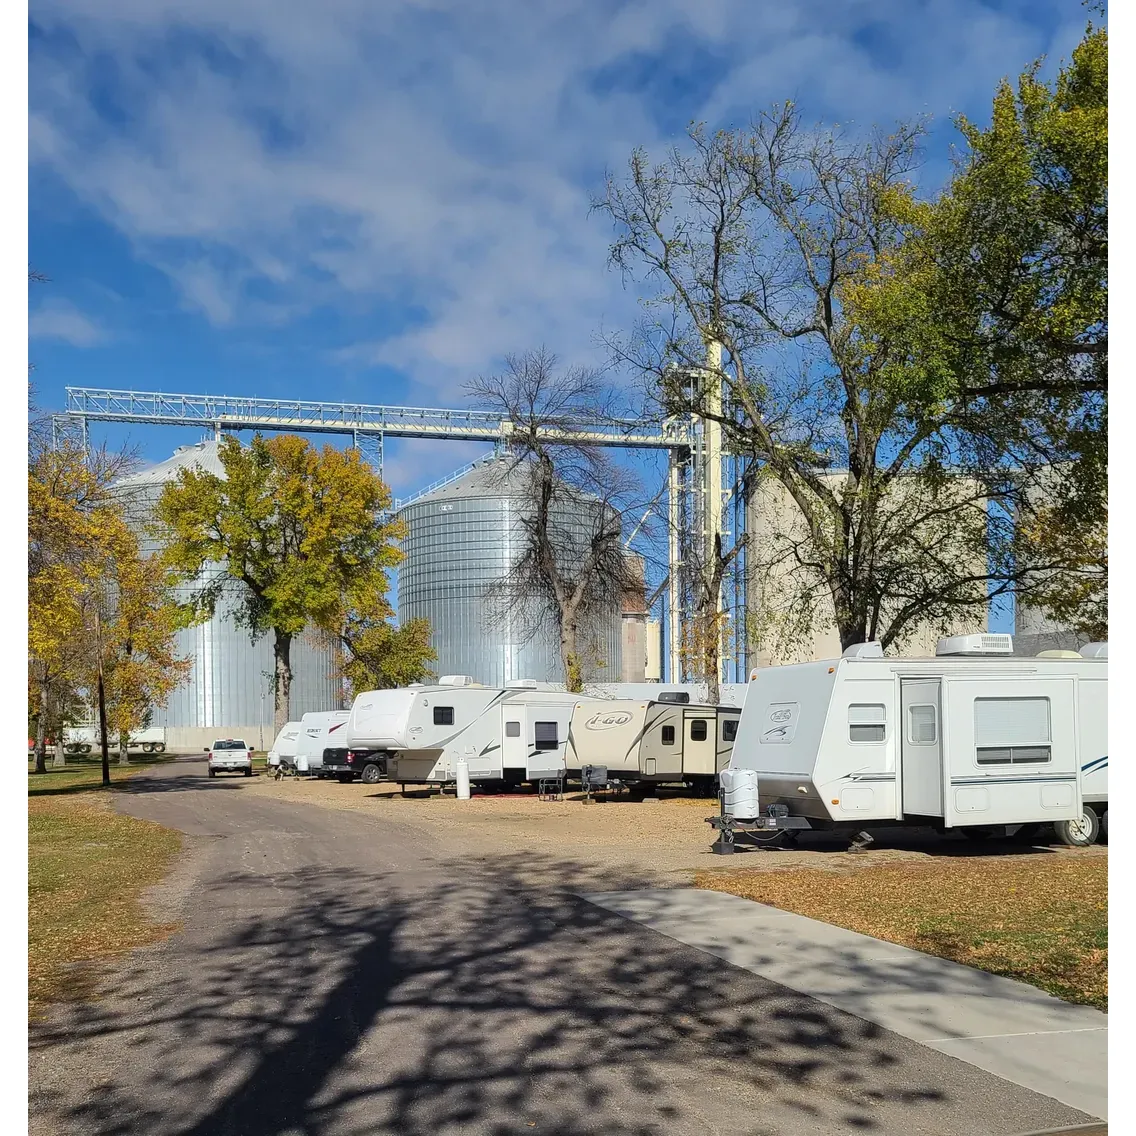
[[28, 760, 1094, 1136]]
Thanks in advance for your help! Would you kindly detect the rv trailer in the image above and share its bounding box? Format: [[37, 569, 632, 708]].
[[293, 710, 350, 775], [566, 699, 741, 789], [267, 722, 303, 770], [345, 677, 581, 785], [716, 636, 1107, 850]]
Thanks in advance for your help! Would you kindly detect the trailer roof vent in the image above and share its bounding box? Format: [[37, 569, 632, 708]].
[[438, 674, 477, 687], [1079, 642, 1108, 659], [658, 691, 690, 703], [842, 642, 883, 659], [505, 679, 539, 689], [935, 634, 1014, 657], [1036, 650, 1081, 659]]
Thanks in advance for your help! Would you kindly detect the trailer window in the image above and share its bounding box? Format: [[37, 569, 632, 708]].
[[849, 704, 886, 743], [907, 705, 937, 746], [433, 706, 454, 726], [690, 719, 708, 742], [974, 697, 1051, 765], [505, 720, 521, 737], [661, 725, 676, 745], [534, 721, 558, 750], [722, 719, 738, 742]]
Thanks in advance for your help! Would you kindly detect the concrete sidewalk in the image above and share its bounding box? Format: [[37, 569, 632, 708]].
[[582, 888, 1107, 1120]]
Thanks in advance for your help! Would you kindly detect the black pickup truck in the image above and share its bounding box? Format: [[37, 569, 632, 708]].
[[321, 747, 387, 784]]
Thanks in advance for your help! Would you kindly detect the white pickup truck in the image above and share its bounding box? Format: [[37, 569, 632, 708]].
[[206, 739, 254, 778]]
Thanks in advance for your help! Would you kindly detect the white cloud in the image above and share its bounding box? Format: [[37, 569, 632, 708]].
[[29, 0, 1081, 397], [28, 298, 109, 347]]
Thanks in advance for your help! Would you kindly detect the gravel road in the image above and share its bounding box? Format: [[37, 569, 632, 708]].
[[28, 760, 1093, 1136]]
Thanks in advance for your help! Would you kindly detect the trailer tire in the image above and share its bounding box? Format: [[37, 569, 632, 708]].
[[244, 768, 252, 777], [208, 769, 216, 779], [360, 763, 383, 785], [1054, 808, 1100, 847], [81, 744, 92, 754], [155, 743, 165, 753], [337, 773, 354, 784], [1101, 809, 1108, 844]]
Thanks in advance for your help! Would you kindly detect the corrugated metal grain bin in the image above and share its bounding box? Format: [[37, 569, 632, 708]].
[[397, 458, 622, 687]]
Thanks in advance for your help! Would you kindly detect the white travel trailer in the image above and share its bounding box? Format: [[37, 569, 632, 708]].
[[565, 699, 741, 789], [294, 710, 350, 774], [723, 636, 1107, 848], [584, 683, 750, 708], [267, 722, 303, 770], [345, 677, 582, 785]]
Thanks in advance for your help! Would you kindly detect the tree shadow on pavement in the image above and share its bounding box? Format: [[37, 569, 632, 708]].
[[27, 848, 1091, 1136]]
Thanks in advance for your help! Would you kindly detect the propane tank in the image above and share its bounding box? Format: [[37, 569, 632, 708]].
[[455, 757, 471, 801], [719, 768, 760, 820]]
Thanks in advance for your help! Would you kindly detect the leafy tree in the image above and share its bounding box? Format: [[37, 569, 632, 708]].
[[598, 111, 1017, 655], [28, 440, 130, 774], [849, 17, 1107, 633], [339, 599, 436, 696], [157, 434, 415, 730], [598, 13, 1107, 656], [100, 540, 193, 764]]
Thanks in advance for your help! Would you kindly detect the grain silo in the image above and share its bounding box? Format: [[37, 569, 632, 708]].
[[115, 440, 342, 751], [397, 457, 623, 686]]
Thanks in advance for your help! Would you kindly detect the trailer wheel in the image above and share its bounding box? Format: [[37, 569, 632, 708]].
[[1055, 808, 1099, 847], [81, 744, 92, 754], [360, 763, 383, 785], [208, 769, 216, 779], [141, 743, 152, 753], [1101, 809, 1108, 844], [155, 743, 165, 753]]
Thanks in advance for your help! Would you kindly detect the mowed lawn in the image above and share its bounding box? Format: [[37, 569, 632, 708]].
[[697, 850, 1107, 1010], [28, 755, 183, 1020]]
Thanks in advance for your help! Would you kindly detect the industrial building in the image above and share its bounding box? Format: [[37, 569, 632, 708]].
[[745, 474, 991, 666]]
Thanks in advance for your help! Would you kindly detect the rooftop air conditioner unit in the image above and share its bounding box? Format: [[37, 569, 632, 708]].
[[438, 675, 476, 687], [935, 634, 1014, 657], [505, 679, 539, 689], [1036, 650, 1081, 659], [843, 642, 883, 659], [1079, 642, 1108, 659]]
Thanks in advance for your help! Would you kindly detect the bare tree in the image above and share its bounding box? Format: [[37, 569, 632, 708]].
[[467, 349, 645, 691], [596, 109, 1078, 656]]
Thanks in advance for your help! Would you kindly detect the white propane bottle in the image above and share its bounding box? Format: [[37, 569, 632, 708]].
[[720, 768, 760, 820], [455, 757, 471, 800]]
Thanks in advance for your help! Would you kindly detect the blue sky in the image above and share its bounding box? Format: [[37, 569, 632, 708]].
[[28, 0, 1089, 648]]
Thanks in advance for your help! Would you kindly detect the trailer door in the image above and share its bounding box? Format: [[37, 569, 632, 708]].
[[501, 706, 527, 775], [681, 712, 717, 777], [901, 680, 944, 817]]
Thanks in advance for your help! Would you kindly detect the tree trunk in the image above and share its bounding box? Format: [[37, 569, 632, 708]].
[[704, 628, 721, 707], [33, 671, 48, 775], [273, 630, 294, 734], [559, 621, 582, 693], [95, 607, 111, 788], [118, 732, 130, 765], [97, 671, 110, 788]]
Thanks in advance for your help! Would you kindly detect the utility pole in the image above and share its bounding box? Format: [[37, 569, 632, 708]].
[[702, 339, 725, 690]]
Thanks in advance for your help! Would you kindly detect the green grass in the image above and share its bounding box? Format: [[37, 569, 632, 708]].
[[28, 753, 183, 1020], [697, 852, 1108, 1010]]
